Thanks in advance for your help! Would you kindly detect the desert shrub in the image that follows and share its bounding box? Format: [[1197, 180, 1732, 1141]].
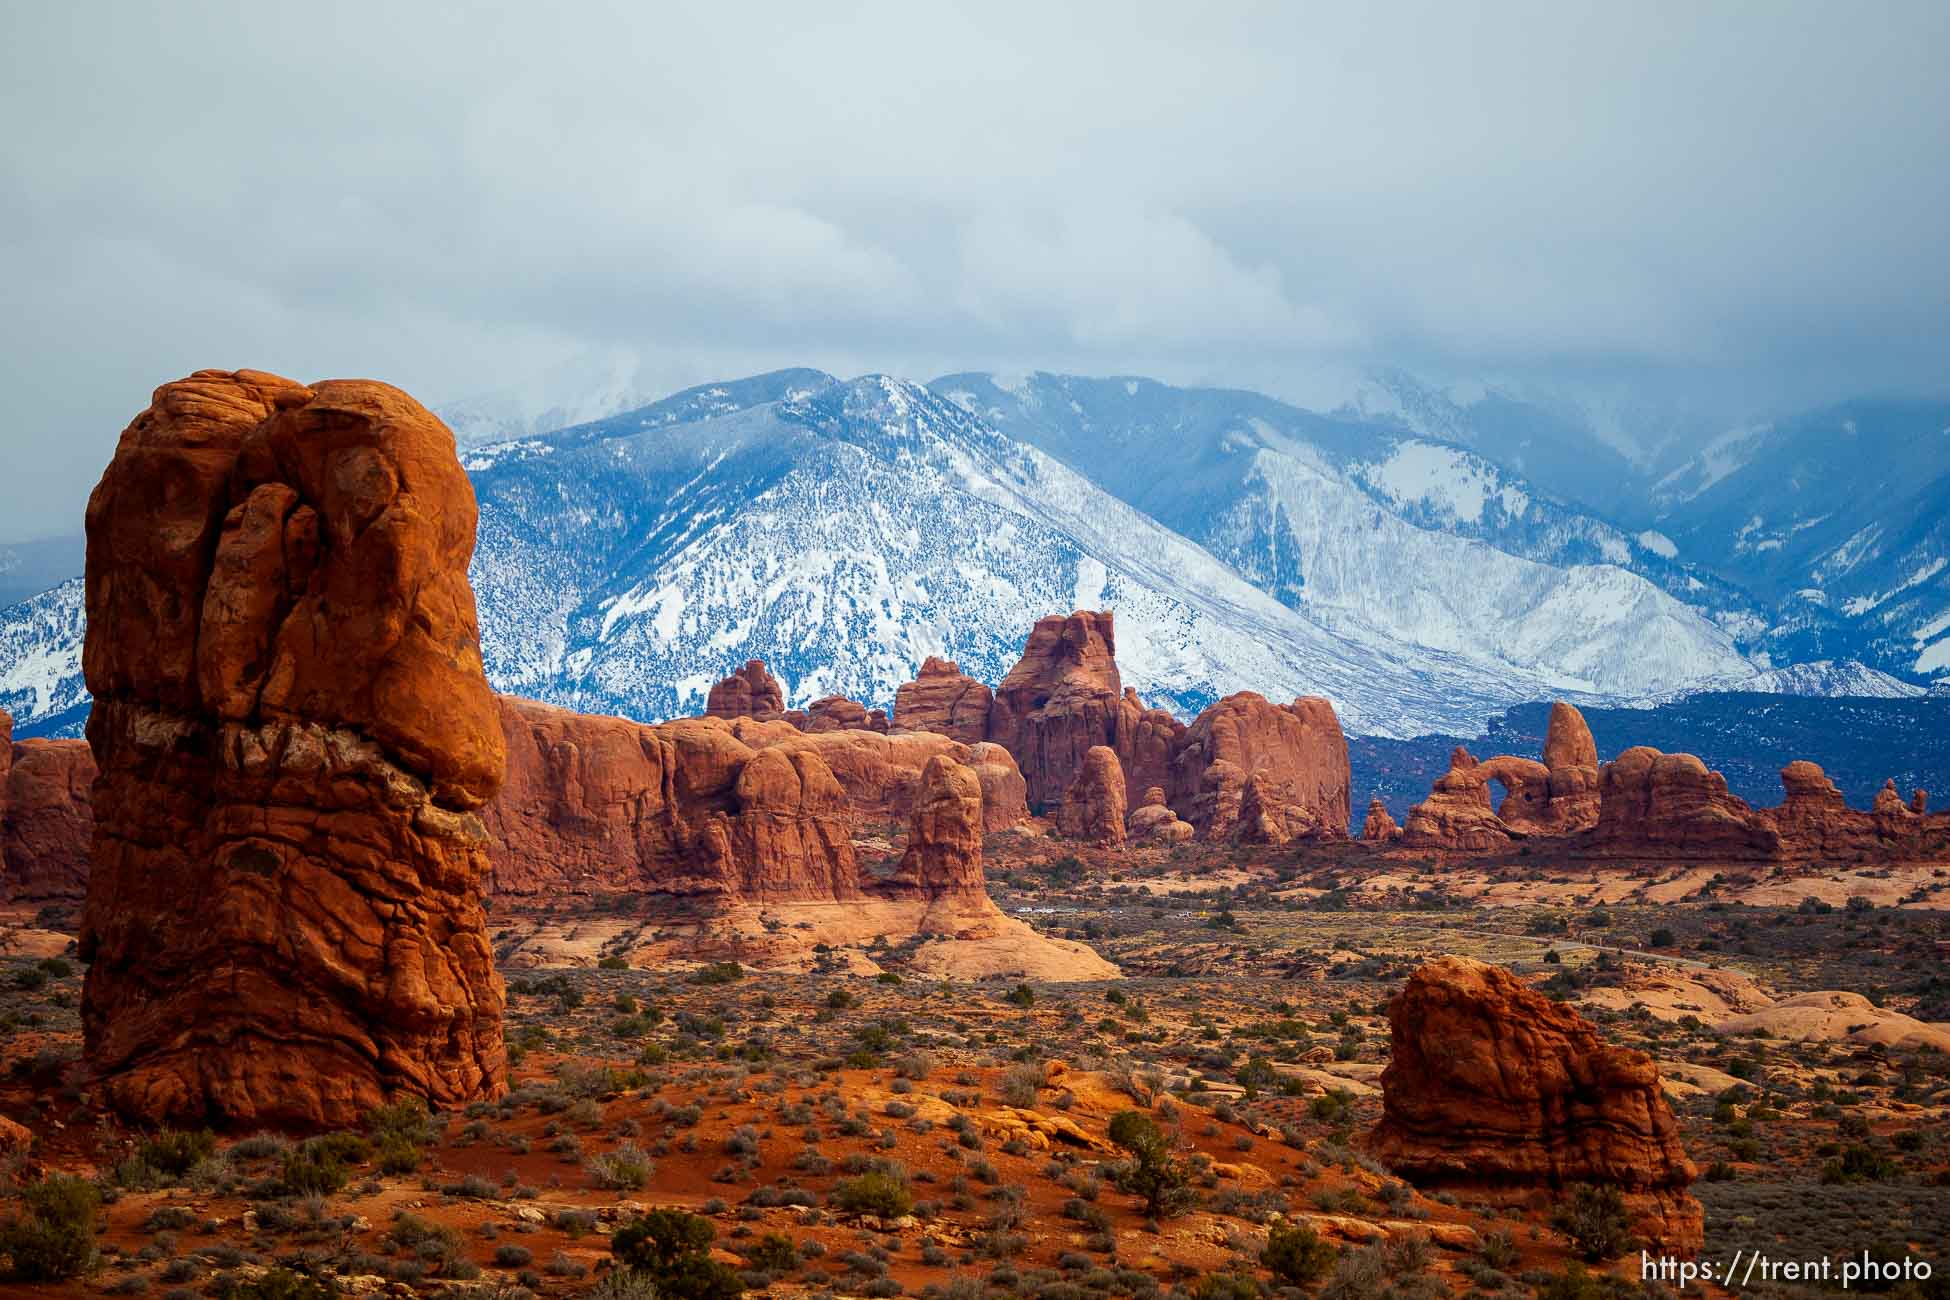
[[1106, 1110, 1196, 1219], [1000, 1064, 1043, 1107], [1319, 1244, 1385, 1300], [0, 1173, 99, 1281], [139, 1128, 217, 1178], [1261, 1221, 1336, 1285], [1193, 1275, 1260, 1300], [834, 1171, 914, 1218], [209, 1268, 337, 1299], [278, 1143, 351, 1198], [1552, 1183, 1632, 1262], [587, 1142, 656, 1191], [611, 1208, 744, 1300], [743, 1232, 798, 1272]]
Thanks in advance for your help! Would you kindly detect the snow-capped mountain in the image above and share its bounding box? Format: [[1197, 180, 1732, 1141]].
[[3, 369, 1939, 741], [1650, 400, 1950, 685], [933, 372, 1766, 696], [435, 350, 669, 446]]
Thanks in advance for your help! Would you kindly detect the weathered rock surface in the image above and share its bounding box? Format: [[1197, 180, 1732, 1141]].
[[731, 722, 1028, 833], [893, 657, 993, 744], [1370, 956, 1702, 1253], [1114, 688, 1184, 802], [1, 710, 97, 901], [804, 695, 887, 734], [80, 369, 508, 1129], [988, 610, 1125, 811], [705, 660, 786, 721], [1056, 745, 1127, 845], [1583, 747, 1779, 860], [486, 698, 858, 900], [1402, 748, 1512, 851], [1127, 785, 1194, 843], [1543, 700, 1599, 771], [1361, 797, 1402, 842], [1168, 692, 1349, 843], [887, 754, 986, 899]]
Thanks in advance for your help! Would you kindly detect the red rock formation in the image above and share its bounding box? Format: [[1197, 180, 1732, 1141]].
[[1361, 797, 1402, 842], [705, 660, 786, 721], [804, 694, 887, 733], [1, 714, 96, 901], [730, 722, 1028, 833], [485, 698, 858, 900], [1056, 745, 1127, 845], [1582, 747, 1779, 860], [1543, 700, 1599, 771], [886, 753, 986, 899], [893, 657, 994, 744], [80, 370, 508, 1129], [1114, 688, 1184, 801], [988, 611, 1125, 810], [1914, 789, 1929, 816], [1370, 956, 1702, 1253], [1168, 692, 1349, 843], [1403, 748, 1512, 851], [1126, 785, 1194, 843]]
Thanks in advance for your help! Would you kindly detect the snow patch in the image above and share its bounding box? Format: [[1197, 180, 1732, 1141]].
[[1636, 530, 1678, 559]]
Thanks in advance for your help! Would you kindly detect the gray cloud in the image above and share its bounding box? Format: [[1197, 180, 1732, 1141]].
[[2, 0, 1946, 539]]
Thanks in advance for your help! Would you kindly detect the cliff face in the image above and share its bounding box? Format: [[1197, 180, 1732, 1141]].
[[987, 610, 1125, 811], [1169, 692, 1350, 844], [80, 369, 507, 1129]]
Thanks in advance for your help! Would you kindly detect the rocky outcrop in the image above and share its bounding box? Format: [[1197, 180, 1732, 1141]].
[[485, 698, 858, 900], [0, 711, 96, 901], [1114, 688, 1184, 802], [1056, 745, 1127, 846], [803, 695, 887, 733], [1168, 692, 1349, 843], [80, 370, 508, 1129], [1361, 797, 1402, 842], [988, 610, 1125, 811], [1370, 956, 1702, 1253], [1583, 747, 1779, 860], [887, 754, 986, 899], [1543, 700, 1599, 771], [893, 657, 994, 744], [1403, 748, 1512, 851], [1126, 786, 1194, 844], [705, 660, 786, 721], [731, 722, 1028, 833]]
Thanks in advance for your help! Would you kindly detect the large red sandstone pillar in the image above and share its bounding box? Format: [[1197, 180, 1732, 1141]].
[[80, 370, 508, 1129]]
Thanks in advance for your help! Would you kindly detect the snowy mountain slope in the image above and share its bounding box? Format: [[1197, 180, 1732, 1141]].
[[0, 577, 86, 738], [472, 374, 1573, 736], [934, 371, 1766, 695], [1651, 400, 1950, 683]]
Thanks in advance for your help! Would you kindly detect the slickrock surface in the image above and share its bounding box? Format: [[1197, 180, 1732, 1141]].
[[705, 660, 786, 721], [1, 710, 96, 900], [1056, 744, 1127, 845], [988, 610, 1126, 811], [1370, 956, 1703, 1252], [1169, 692, 1350, 843], [1361, 796, 1402, 842], [892, 657, 994, 744], [80, 369, 508, 1129]]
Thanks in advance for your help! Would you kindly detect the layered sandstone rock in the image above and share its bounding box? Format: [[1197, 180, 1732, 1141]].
[[1056, 745, 1127, 846], [1361, 797, 1402, 842], [1403, 748, 1512, 851], [81, 370, 508, 1128], [1115, 688, 1184, 802], [1371, 956, 1702, 1252], [989, 611, 1126, 810], [0, 712, 96, 901], [893, 657, 994, 744], [1127, 786, 1194, 844], [1583, 747, 1779, 860], [802, 694, 888, 733], [485, 698, 858, 900], [1168, 692, 1349, 843], [1543, 700, 1599, 771], [706, 660, 786, 721], [887, 754, 986, 899], [731, 721, 1028, 833]]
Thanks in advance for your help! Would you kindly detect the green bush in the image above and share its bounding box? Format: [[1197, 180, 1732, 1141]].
[[138, 1128, 217, 1177], [611, 1209, 745, 1300], [1261, 1221, 1337, 1285], [0, 1173, 99, 1281], [1194, 1274, 1260, 1300], [743, 1232, 799, 1272], [833, 1170, 914, 1218], [278, 1142, 351, 1197], [209, 1268, 337, 1300], [1553, 1183, 1632, 1262], [1106, 1110, 1196, 1219]]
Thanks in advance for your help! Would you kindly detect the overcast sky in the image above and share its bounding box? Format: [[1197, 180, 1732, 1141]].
[[3, 1, 1947, 541]]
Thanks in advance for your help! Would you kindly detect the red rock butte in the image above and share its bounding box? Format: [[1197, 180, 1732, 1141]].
[[1370, 956, 1703, 1253], [80, 369, 508, 1129]]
